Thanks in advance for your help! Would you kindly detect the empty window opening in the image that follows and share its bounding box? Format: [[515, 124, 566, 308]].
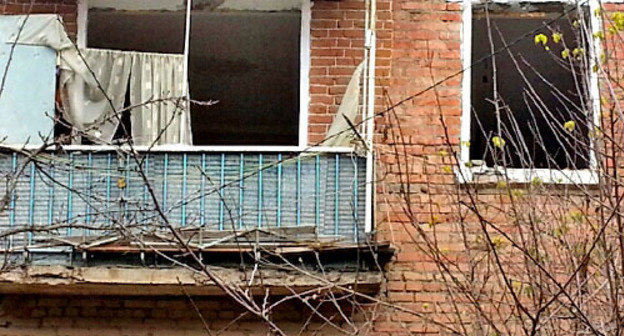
[[470, 5, 592, 169], [188, 6, 301, 145], [87, 0, 302, 146]]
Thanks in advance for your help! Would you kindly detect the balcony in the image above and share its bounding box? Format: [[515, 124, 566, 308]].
[[0, 149, 370, 262], [0, 14, 390, 296]]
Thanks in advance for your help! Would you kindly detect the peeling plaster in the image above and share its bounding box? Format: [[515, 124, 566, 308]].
[[0, 266, 383, 296]]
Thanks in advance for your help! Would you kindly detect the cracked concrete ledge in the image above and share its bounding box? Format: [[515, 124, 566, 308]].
[[0, 266, 383, 296]]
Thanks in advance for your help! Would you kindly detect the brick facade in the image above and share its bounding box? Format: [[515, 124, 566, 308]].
[[307, 0, 392, 145], [374, 2, 462, 333], [0, 0, 77, 39], [2, 0, 624, 334], [374, 2, 624, 335], [0, 295, 352, 335]]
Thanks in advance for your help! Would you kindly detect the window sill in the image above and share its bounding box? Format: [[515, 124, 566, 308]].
[[2, 144, 356, 154], [455, 164, 599, 185]]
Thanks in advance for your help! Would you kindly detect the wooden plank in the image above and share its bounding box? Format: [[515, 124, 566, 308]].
[[82, 242, 392, 255]]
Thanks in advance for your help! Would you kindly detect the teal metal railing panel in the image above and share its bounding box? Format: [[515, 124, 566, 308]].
[[0, 151, 366, 250]]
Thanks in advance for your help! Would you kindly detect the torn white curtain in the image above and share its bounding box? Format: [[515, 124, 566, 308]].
[[5, 14, 72, 51], [324, 61, 365, 147], [59, 49, 192, 145], [59, 48, 132, 142], [130, 52, 192, 146], [6, 15, 192, 145]]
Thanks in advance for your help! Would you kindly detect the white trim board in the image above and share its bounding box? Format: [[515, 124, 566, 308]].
[[455, 166, 599, 185], [3, 144, 355, 154], [457, 0, 601, 184], [299, 0, 312, 148], [76, 0, 87, 48]]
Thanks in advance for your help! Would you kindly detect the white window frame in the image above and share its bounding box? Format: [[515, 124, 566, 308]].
[[456, 0, 603, 185], [73, 0, 315, 152]]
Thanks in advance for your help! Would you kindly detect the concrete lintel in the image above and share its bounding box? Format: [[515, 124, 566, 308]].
[[0, 266, 383, 296]]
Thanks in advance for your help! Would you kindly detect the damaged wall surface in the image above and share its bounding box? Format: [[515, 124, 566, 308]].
[[0, 265, 384, 296], [0, 16, 56, 146]]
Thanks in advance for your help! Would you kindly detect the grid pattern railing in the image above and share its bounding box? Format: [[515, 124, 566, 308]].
[[0, 151, 367, 250]]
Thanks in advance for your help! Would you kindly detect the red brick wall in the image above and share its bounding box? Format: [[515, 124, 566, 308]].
[[371, 1, 624, 334], [7, 0, 624, 335], [307, 0, 392, 145], [0, 0, 462, 334], [372, 0, 462, 333], [0, 0, 78, 39], [0, 0, 457, 334], [0, 295, 360, 336]]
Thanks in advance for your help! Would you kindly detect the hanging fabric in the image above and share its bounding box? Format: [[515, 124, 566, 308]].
[[4, 14, 73, 51], [58, 48, 132, 142], [324, 61, 365, 147], [129, 52, 192, 146], [6, 15, 192, 146], [58, 48, 190, 145]]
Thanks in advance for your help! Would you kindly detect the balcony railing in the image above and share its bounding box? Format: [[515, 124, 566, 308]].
[[0, 150, 367, 254]]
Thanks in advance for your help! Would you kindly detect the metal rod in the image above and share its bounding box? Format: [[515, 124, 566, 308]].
[[200, 154, 207, 245], [183, 0, 192, 97], [180, 0, 192, 138], [335, 154, 339, 236], [124, 154, 130, 221], [257, 154, 263, 228], [296, 155, 301, 226], [218, 153, 224, 230], [10, 153, 16, 249], [353, 156, 358, 242], [47, 154, 54, 226], [106, 153, 111, 226], [277, 153, 282, 228], [163, 153, 169, 213], [202, 153, 208, 228], [182, 153, 188, 226], [67, 153, 74, 235], [28, 161, 35, 245], [86, 153, 92, 235], [364, 0, 377, 234], [143, 154, 149, 225], [238, 153, 244, 229], [315, 154, 320, 230], [459, 0, 472, 164]]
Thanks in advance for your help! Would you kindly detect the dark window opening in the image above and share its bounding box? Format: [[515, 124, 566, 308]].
[[87, 3, 301, 146], [87, 10, 185, 54], [111, 84, 133, 144], [470, 5, 591, 169], [189, 9, 301, 145]]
